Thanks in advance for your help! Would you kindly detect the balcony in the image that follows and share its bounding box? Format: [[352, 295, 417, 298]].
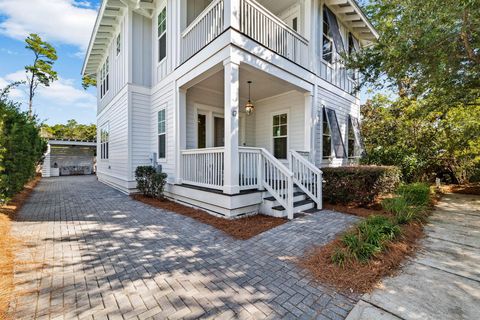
[[179, 0, 359, 94], [180, 0, 309, 68]]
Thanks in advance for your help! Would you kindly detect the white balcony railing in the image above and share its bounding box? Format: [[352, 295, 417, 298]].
[[239, 0, 309, 68], [180, 0, 225, 63], [320, 60, 358, 94]]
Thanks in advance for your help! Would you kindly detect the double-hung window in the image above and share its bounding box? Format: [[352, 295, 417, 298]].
[[116, 33, 121, 56], [100, 57, 109, 98], [158, 109, 166, 159], [347, 117, 356, 158], [322, 109, 332, 159], [273, 113, 288, 159], [100, 123, 109, 160], [348, 115, 363, 159], [322, 9, 333, 63], [158, 7, 167, 62]]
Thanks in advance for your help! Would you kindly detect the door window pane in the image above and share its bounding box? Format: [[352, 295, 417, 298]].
[[197, 114, 206, 148]]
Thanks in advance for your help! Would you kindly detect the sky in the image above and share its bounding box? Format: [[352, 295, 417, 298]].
[[0, 0, 102, 125]]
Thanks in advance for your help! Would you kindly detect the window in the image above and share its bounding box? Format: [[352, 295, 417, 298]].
[[100, 123, 109, 160], [100, 57, 109, 99], [116, 33, 121, 56], [197, 114, 206, 148], [325, 107, 346, 158], [158, 7, 167, 62], [158, 109, 166, 159], [273, 113, 288, 159], [348, 117, 356, 158], [322, 8, 333, 63], [322, 109, 332, 159], [292, 17, 298, 32]]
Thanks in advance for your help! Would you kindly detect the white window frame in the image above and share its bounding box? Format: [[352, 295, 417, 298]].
[[158, 108, 167, 160], [100, 57, 109, 99], [100, 123, 110, 160], [322, 108, 333, 160], [116, 32, 121, 56], [157, 5, 167, 63], [271, 110, 289, 160], [321, 6, 334, 65]]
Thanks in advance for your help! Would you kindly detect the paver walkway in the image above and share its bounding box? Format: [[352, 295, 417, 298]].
[[347, 192, 480, 320], [11, 176, 359, 320]]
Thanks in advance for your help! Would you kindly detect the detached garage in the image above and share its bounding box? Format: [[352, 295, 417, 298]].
[[42, 140, 97, 177]]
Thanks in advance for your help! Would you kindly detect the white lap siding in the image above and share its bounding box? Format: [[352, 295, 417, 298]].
[[131, 86, 152, 180], [314, 85, 360, 167], [254, 91, 305, 155], [151, 81, 176, 181], [97, 87, 130, 191]]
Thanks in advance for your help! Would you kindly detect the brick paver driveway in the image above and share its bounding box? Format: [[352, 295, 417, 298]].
[[11, 176, 358, 320]]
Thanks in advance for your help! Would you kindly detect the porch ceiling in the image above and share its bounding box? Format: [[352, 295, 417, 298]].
[[195, 65, 304, 101]]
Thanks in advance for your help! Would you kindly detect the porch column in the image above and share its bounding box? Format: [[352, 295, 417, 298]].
[[223, 59, 240, 194], [175, 87, 187, 184], [304, 89, 315, 157]]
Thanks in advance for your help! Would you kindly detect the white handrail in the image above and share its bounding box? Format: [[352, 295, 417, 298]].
[[181, 147, 225, 190], [289, 150, 323, 210]]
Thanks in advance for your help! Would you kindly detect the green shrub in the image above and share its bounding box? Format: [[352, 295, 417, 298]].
[[0, 100, 47, 204], [395, 183, 431, 206], [322, 165, 401, 206], [135, 166, 167, 199], [339, 215, 400, 263], [381, 197, 410, 215]]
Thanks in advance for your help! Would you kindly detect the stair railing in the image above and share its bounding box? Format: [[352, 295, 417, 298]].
[[289, 150, 323, 209]]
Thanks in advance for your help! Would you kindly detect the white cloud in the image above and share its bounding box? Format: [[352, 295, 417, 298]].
[[0, 0, 97, 50], [0, 70, 96, 111]]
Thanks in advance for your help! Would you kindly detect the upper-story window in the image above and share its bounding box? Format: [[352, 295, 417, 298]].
[[100, 57, 109, 99], [158, 7, 167, 62], [323, 6, 346, 63], [322, 9, 333, 63], [116, 33, 121, 56]]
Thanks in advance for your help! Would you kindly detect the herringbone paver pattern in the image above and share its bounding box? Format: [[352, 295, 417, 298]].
[[11, 176, 359, 319]]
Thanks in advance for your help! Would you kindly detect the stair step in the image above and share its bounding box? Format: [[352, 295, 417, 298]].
[[263, 191, 305, 202], [272, 199, 315, 211]]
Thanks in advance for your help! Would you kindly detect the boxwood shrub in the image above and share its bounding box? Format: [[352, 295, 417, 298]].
[[135, 166, 167, 199], [322, 165, 401, 206]]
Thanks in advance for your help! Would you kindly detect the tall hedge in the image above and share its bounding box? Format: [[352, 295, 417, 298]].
[[322, 165, 401, 206], [0, 100, 47, 204]]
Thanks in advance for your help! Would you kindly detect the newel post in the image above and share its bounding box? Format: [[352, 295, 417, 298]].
[[223, 59, 240, 195], [224, 0, 241, 30]]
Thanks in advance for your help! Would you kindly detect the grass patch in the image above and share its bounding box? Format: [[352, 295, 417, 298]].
[[301, 182, 435, 293], [132, 195, 287, 240]]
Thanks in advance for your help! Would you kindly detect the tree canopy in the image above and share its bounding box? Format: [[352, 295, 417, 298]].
[[349, 0, 480, 108], [41, 120, 96, 141]]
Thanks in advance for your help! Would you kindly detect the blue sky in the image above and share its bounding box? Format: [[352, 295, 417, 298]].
[[0, 0, 101, 125]]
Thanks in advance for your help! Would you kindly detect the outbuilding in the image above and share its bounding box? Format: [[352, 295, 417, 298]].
[[42, 139, 97, 177]]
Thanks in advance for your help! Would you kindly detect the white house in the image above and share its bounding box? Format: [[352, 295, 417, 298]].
[[82, 0, 376, 219]]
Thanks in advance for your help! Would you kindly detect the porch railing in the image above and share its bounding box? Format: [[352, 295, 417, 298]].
[[180, 0, 225, 63], [289, 150, 322, 209], [239, 0, 309, 68], [180, 147, 224, 190], [320, 60, 358, 94]]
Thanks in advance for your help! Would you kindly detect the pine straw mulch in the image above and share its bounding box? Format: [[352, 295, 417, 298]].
[[300, 221, 425, 294], [132, 195, 287, 240], [0, 176, 41, 319], [323, 202, 390, 218], [441, 183, 480, 196]]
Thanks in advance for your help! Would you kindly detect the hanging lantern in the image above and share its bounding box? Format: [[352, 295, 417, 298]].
[[245, 81, 255, 115]]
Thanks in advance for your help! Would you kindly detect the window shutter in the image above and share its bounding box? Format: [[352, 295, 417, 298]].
[[350, 116, 365, 156], [324, 7, 346, 55], [325, 108, 346, 158]]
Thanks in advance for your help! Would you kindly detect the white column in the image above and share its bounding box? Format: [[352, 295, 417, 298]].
[[304, 89, 315, 156], [223, 59, 240, 194], [224, 0, 240, 30], [175, 87, 187, 184]]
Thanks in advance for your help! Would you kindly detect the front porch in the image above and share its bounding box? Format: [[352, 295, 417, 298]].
[[174, 62, 322, 219]]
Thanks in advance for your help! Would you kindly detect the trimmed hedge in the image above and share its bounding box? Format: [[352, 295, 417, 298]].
[[322, 165, 401, 206], [0, 100, 47, 204]]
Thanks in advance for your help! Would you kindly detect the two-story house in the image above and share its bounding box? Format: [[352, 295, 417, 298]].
[[82, 0, 377, 219]]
